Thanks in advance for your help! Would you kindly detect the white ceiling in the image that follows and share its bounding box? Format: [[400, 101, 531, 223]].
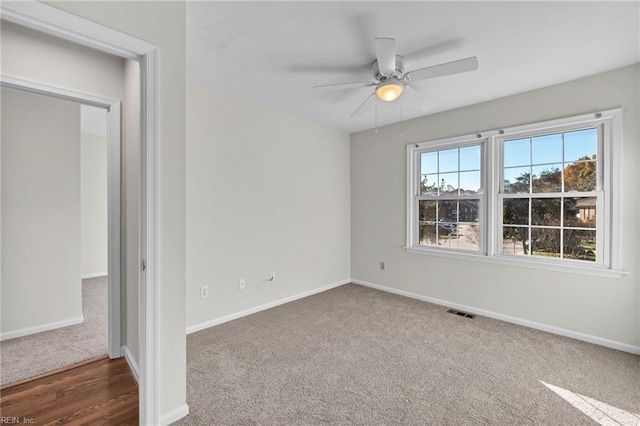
[[187, 1, 640, 134]]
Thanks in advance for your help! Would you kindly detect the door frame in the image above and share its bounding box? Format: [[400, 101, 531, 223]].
[[0, 2, 161, 424], [0, 75, 122, 359]]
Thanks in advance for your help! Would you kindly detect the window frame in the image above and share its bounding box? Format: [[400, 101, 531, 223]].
[[407, 134, 488, 256], [406, 109, 624, 277]]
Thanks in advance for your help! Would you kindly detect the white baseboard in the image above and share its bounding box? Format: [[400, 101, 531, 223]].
[[121, 345, 139, 383], [187, 279, 351, 334], [0, 314, 84, 341], [81, 272, 108, 279], [352, 279, 640, 355], [159, 403, 189, 425]]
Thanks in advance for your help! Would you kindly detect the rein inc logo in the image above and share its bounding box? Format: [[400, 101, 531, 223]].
[[1, 418, 35, 424]]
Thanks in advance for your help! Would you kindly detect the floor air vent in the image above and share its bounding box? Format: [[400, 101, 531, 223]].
[[446, 309, 476, 319]]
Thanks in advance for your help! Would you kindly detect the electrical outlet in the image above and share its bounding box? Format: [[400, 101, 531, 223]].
[[268, 272, 276, 282], [380, 261, 386, 271], [238, 279, 246, 290], [200, 286, 209, 298]]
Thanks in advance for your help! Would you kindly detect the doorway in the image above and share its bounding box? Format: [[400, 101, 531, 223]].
[[0, 79, 122, 384], [0, 2, 162, 423]]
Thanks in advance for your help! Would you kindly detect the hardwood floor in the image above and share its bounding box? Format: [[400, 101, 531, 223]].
[[0, 357, 138, 425]]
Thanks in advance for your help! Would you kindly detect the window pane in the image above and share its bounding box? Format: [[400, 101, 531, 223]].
[[564, 197, 596, 228], [459, 222, 481, 250], [419, 200, 437, 222], [419, 223, 437, 246], [438, 227, 459, 249], [459, 171, 481, 194], [503, 198, 529, 225], [460, 145, 481, 171], [438, 172, 458, 196], [531, 228, 560, 258], [532, 164, 562, 193], [420, 174, 438, 196], [459, 200, 480, 251], [439, 148, 458, 173], [531, 198, 561, 226], [421, 151, 438, 174], [458, 199, 479, 223], [532, 133, 563, 165], [504, 166, 531, 193], [504, 138, 530, 167], [564, 128, 597, 163], [503, 226, 529, 255], [564, 160, 596, 192], [563, 229, 596, 262], [438, 200, 457, 222]]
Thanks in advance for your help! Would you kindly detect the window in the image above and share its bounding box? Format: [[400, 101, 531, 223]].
[[414, 141, 484, 252], [500, 128, 600, 262], [407, 109, 622, 275]]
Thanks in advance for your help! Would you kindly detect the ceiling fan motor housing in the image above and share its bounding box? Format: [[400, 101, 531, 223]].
[[372, 56, 405, 81]]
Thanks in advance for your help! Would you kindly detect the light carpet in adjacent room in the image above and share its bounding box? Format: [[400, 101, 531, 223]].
[[180, 284, 640, 425], [1, 277, 108, 386]]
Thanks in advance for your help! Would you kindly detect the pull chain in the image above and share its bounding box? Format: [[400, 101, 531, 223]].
[[400, 108, 404, 137], [374, 97, 378, 134]]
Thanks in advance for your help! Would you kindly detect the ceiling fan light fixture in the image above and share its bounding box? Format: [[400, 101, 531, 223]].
[[376, 81, 404, 102]]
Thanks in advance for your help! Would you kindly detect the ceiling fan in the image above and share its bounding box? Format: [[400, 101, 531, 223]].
[[312, 38, 479, 117]]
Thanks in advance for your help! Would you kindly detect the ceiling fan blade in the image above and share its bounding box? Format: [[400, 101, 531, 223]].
[[406, 56, 478, 82], [405, 84, 436, 111], [313, 81, 375, 91], [374, 37, 396, 76], [351, 92, 375, 118]]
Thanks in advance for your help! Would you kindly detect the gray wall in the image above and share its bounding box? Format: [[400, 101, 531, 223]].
[[351, 64, 640, 349], [186, 83, 351, 330], [81, 106, 108, 278], [1, 88, 82, 337]]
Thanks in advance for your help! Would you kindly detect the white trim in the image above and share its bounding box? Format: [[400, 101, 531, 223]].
[[0, 75, 119, 106], [81, 272, 108, 280], [496, 108, 622, 137], [121, 345, 140, 383], [139, 47, 160, 426], [0, 3, 162, 424], [0, 1, 153, 60], [406, 136, 488, 256], [0, 315, 84, 341], [158, 404, 189, 426], [607, 111, 624, 271], [406, 109, 624, 276], [0, 75, 122, 359], [404, 246, 627, 278], [187, 279, 350, 334], [107, 100, 122, 360], [352, 279, 640, 355]]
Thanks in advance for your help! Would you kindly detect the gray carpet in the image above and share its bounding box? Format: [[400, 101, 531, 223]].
[[180, 284, 640, 425], [0, 276, 108, 386]]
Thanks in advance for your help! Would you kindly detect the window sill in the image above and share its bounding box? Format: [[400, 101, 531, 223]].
[[404, 246, 627, 278]]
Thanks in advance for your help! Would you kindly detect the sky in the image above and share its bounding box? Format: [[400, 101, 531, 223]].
[[420, 128, 597, 193]]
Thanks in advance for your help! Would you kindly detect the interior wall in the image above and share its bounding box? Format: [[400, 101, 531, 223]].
[[1, 88, 82, 337], [49, 1, 188, 419], [186, 83, 351, 330], [0, 22, 138, 353], [351, 64, 640, 349], [81, 105, 108, 278]]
